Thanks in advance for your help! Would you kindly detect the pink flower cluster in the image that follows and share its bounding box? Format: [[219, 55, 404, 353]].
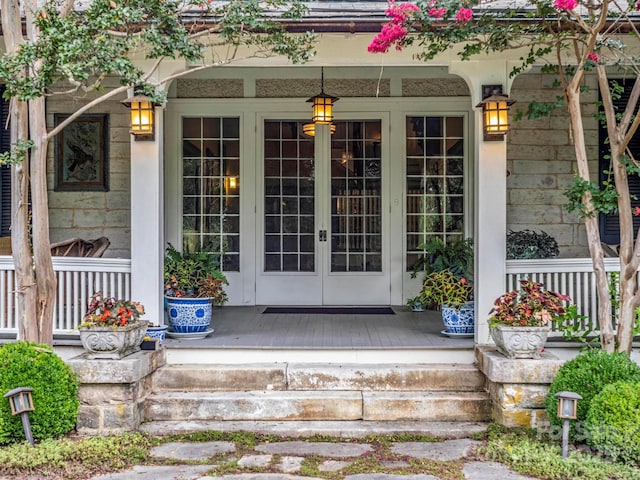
[[587, 52, 599, 62], [553, 0, 578, 10], [368, 1, 420, 53], [428, 7, 447, 19], [455, 8, 473, 23]]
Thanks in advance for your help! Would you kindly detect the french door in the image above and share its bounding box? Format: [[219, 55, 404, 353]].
[[256, 117, 390, 305]]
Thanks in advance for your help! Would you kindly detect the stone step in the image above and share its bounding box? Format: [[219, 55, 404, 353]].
[[151, 363, 486, 392], [145, 390, 491, 422], [140, 419, 491, 439]]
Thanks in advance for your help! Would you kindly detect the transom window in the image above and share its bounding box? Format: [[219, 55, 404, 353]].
[[181, 116, 240, 271], [405, 115, 465, 270]]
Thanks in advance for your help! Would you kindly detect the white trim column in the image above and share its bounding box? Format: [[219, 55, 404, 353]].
[[450, 60, 513, 345], [130, 107, 164, 324]]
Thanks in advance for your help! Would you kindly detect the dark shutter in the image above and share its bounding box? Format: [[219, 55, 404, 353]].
[[599, 79, 640, 245], [0, 86, 10, 237]]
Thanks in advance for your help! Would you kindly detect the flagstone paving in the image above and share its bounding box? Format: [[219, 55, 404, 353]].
[[90, 438, 538, 480]]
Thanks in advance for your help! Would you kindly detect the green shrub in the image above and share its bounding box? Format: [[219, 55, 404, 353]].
[[0, 341, 79, 444], [585, 381, 640, 464], [545, 349, 640, 439]]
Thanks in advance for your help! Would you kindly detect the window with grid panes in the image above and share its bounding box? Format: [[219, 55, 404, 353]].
[[405, 116, 465, 270], [181, 117, 240, 271]]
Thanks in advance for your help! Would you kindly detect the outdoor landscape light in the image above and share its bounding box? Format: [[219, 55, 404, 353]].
[[4, 387, 35, 446], [476, 85, 515, 141], [555, 391, 582, 458], [121, 94, 158, 141], [307, 67, 339, 125]]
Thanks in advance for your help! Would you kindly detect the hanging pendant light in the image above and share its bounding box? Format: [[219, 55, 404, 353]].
[[306, 67, 339, 125]]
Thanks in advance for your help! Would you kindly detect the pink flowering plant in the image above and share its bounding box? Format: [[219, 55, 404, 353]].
[[488, 279, 573, 330], [81, 292, 146, 328]]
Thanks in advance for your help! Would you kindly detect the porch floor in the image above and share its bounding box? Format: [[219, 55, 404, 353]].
[[164, 306, 474, 350]]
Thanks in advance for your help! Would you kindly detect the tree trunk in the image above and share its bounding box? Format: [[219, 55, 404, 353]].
[[30, 98, 56, 345], [566, 83, 616, 351]]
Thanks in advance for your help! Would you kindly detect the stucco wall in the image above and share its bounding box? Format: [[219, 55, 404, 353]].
[[506, 72, 598, 258], [46, 79, 131, 258]]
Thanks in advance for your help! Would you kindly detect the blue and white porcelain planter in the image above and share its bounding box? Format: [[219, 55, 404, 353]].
[[164, 296, 213, 333], [441, 301, 475, 334], [145, 324, 168, 343]]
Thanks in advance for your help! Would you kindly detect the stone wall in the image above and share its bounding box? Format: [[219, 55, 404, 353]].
[[477, 347, 564, 428], [507, 73, 598, 258], [46, 79, 132, 258], [66, 347, 166, 435]]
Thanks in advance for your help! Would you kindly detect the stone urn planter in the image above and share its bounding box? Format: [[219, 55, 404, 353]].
[[441, 301, 474, 334], [79, 321, 149, 359], [490, 325, 550, 359]]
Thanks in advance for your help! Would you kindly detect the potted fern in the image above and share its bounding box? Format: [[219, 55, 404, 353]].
[[164, 244, 228, 334]]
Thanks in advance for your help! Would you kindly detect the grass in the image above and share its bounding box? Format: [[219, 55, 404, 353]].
[[0, 426, 638, 479]]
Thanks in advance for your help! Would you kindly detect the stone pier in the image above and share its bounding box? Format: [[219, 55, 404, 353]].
[[477, 347, 564, 428], [66, 348, 166, 435]]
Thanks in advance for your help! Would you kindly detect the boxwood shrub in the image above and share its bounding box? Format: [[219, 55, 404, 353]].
[[0, 341, 79, 444], [585, 381, 640, 464], [546, 349, 640, 439]]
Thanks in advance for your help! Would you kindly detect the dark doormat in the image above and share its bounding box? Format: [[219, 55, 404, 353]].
[[262, 307, 395, 315]]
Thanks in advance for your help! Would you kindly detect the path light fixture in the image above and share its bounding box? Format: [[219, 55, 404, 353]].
[[4, 387, 35, 446], [307, 67, 339, 125], [476, 85, 515, 141], [121, 94, 159, 141], [555, 390, 582, 458]]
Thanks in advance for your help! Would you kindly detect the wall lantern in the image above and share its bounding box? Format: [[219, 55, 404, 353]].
[[224, 176, 238, 192], [476, 85, 515, 141], [121, 94, 159, 141], [555, 391, 582, 458], [306, 67, 339, 125], [4, 387, 35, 446], [302, 122, 336, 137]]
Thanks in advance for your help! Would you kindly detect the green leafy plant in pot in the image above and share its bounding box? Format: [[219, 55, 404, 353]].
[[164, 244, 229, 334], [412, 238, 474, 334]]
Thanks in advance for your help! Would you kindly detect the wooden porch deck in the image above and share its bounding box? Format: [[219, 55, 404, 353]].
[[163, 306, 476, 364]]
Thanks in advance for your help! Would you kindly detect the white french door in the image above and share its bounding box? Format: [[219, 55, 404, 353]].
[[256, 116, 390, 305]]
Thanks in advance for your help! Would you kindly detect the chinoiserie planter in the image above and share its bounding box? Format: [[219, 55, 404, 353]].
[[490, 325, 551, 359], [164, 296, 212, 333], [441, 301, 475, 334], [146, 324, 168, 343], [78, 320, 149, 360]]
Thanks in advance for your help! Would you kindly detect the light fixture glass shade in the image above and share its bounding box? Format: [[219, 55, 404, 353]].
[[121, 94, 157, 139], [476, 90, 515, 139], [555, 391, 582, 419], [308, 94, 337, 124], [4, 387, 34, 415]]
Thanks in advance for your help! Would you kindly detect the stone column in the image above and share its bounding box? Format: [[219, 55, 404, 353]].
[[66, 349, 166, 434]]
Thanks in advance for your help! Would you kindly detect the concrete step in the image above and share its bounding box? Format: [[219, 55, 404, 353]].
[[151, 363, 486, 392], [145, 390, 491, 422]]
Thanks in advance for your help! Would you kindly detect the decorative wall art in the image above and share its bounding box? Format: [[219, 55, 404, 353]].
[[54, 114, 109, 191]]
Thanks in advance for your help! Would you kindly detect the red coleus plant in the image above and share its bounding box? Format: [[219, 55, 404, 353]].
[[489, 279, 571, 329], [81, 291, 145, 328]]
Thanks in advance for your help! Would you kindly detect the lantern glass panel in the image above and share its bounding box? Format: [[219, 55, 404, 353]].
[[312, 98, 333, 124]]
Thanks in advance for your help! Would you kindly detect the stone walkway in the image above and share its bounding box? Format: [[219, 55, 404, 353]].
[[91, 438, 537, 480]]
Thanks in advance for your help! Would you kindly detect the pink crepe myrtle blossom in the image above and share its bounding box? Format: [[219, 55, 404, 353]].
[[368, 23, 408, 53], [553, 0, 578, 10], [455, 8, 473, 23], [637, 0, 640, 9], [386, 1, 420, 24], [428, 7, 447, 19], [587, 52, 599, 62], [634, 206, 640, 216]]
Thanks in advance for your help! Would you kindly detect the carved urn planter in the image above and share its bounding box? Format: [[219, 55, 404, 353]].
[[490, 325, 550, 359], [79, 321, 149, 359]]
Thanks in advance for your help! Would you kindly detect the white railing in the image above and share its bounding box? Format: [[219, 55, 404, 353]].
[[0, 256, 132, 334], [506, 258, 621, 332]]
